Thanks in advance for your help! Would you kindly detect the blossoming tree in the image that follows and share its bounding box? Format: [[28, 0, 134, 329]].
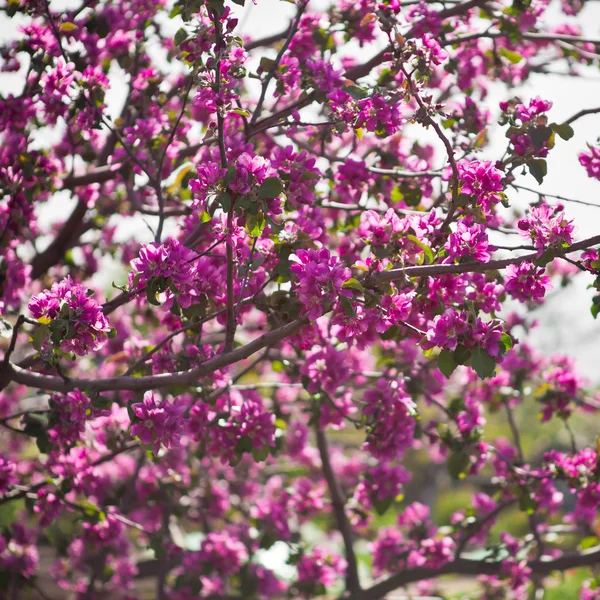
[[1, 0, 600, 597]]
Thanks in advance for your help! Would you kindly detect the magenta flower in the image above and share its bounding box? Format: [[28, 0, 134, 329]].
[[290, 248, 351, 320], [195, 531, 249, 576], [297, 547, 347, 596], [505, 262, 551, 303], [0, 525, 38, 578], [445, 216, 494, 263], [579, 143, 600, 181], [0, 454, 17, 494], [425, 308, 469, 351], [130, 237, 195, 287], [363, 378, 416, 461], [130, 391, 187, 455], [457, 159, 504, 212], [28, 276, 111, 356], [517, 203, 574, 256]]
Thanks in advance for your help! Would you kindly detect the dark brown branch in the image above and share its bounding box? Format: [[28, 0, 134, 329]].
[[61, 164, 123, 190], [565, 106, 600, 126], [9, 233, 600, 394], [348, 545, 600, 600], [512, 183, 600, 209], [455, 499, 517, 556], [316, 427, 361, 595], [30, 198, 88, 280], [245, 27, 291, 51], [7, 317, 309, 393]]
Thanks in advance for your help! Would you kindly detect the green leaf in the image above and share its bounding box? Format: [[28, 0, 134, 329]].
[[528, 126, 553, 150], [498, 47, 523, 64], [235, 436, 253, 456], [259, 57, 275, 72], [342, 278, 364, 293], [579, 536, 599, 550], [468, 346, 496, 379], [259, 531, 277, 549], [406, 235, 434, 264], [339, 295, 356, 317], [499, 333, 513, 354], [174, 27, 188, 46], [448, 450, 471, 480], [341, 85, 369, 100], [230, 108, 250, 117], [257, 177, 283, 199], [518, 493, 538, 515], [0, 319, 12, 339], [60, 21, 78, 32], [527, 159, 547, 185], [551, 122, 574, 141], [381, 325, 401, 340], [31, 325, 48, 351], [246, 213, 266, 237], [217, 191, 232, 212], [146, 283, 161, 306], [36, 432, 51, 454], [453, 344, 472, 365], [438, 349, 457, 379], [252, 445, 270, 462], [374, 497, 392, 516]]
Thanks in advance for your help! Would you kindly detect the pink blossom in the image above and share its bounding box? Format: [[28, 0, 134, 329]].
[[504, 262, 551, 303]]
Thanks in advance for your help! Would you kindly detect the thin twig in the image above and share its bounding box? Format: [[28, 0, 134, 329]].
[[248, 1, 308, 128], [155, 73, 196, 243]]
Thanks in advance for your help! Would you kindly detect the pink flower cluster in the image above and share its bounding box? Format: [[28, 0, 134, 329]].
[[130, 237, 195, 288], [504, 261, 551, 303], [189, 393, 277, 465], [28, 276, 111, 356], [424, 308, 504, 357], [296, 546, 347, 597], [517, 203, 575, 256], [445, 216, 494, 263], [130, 391, 186, 455], [500, 96, 554, 157], [363, 378, 416, 461], [371, 503, 454, 575], [579, 143, 600, 181], [290, 248, 352, 320], [457, 159, 504, 212], [48, 389, 108, 446]]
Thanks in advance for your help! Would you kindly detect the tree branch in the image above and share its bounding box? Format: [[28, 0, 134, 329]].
[[444, 30, 600, 47], [564, 106, 600, 126], [316, 427, 361, 595], [248, 1, 307, 127], [370, 234, 600, 285], [6, 317, 309, 393], [349, 545, 600, 600]]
